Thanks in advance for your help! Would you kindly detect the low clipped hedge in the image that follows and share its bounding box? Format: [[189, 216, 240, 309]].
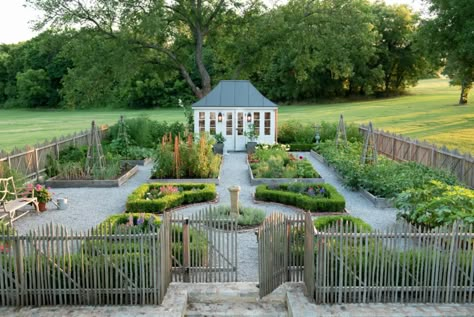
[[314, 215, 372, 232], [289, 143, 314, 151], [255, 183, 345, 212], [126, 183, 217, 213]]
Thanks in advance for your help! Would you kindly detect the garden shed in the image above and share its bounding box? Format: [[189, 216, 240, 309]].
[[192, 80, 278, 151]]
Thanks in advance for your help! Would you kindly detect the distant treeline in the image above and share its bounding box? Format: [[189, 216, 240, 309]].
[[0, 0, 469, 108]]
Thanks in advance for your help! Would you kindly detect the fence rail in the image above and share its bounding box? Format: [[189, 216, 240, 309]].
[[0, 126, 108, 180], [360, 125, 474, 188], [313, 221, 474, 304], [0, 222, 166, 306]]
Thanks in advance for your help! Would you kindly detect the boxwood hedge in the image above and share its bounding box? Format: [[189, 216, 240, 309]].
[[126, 183, 217, 213], [255, 183, 345, 212]]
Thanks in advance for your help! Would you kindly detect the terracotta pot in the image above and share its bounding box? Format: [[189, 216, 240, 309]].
[[38, 202, 47, 212]]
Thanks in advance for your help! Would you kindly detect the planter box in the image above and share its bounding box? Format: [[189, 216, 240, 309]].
[[149, 157, 223, 185], [310, 150, 326, 164], [247, 159, 324, 186], [310, 150, 345, 183], [45, 165, 139, 188], [360, 189, 394, 208], [121, 158, 152, 166]]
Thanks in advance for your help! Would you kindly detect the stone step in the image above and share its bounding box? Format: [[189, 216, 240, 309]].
[[185, 301, 288, 317]]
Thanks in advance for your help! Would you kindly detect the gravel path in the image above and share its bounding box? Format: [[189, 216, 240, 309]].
[[13, 165, 153, 235], [12, 152, 398, 282]]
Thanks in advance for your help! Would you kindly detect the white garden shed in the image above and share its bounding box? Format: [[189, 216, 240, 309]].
[[192, 80, 278, 151]]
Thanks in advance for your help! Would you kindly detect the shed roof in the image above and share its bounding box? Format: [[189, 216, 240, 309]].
[[192, 80, 277, 108]]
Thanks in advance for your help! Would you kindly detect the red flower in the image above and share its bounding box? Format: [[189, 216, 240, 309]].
[[299, 156, 303, 160]]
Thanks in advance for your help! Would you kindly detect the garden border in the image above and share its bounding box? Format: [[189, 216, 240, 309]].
[[149, 156, 224, 185], [310, 150, 393, 208], [121, 158, 153, 166], [44, 165, 139, 188], [247, 158, 324, 185], [253, 195, 351, 216]]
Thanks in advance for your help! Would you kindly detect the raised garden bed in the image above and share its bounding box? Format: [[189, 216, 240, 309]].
[[255, 183, 345, 213], [126, 183, 217, 213], [150, 157, 223, 185], [45, 165, 138, 188], [248, 159, 324, 185], [311, 149, 393, 208]]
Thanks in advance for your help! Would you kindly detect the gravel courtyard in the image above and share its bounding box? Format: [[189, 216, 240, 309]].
[[12, 152, 398, 281]]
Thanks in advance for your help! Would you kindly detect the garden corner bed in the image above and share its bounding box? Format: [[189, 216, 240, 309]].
[[126, 183, 217, 213], [255, 182, 345, 213], [45, 164, 139, 188], [247, 144, 323, 185]]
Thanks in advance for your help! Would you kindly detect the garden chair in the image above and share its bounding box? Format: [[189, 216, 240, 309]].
[[0, 177, 39, 226]]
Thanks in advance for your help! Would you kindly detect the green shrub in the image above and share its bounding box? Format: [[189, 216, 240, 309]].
[[288, 144, 314, 151], [313, 215, 372, 232], [209, 205, 266, 227], [395, 181, 474, 228], [126, 183, 217, 213], [255, 183, 345, 212]]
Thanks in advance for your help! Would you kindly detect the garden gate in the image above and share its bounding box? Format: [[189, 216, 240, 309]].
[[257, 213, 313, 297], [170, 207, 238, 282]]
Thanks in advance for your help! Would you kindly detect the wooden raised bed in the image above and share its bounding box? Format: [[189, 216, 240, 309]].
[[247, 158, 324, 186], [149, 157, 223, 185], [45, 165, 139, 188], [121, 158, 153, 166]]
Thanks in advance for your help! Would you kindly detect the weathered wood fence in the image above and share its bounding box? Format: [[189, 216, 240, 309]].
[[360, 125, 474, 188], [0, 126, 108, 180], [258, 213, 310, 297], [0, 221, 171, 306], [170, 207, 238, 283], [312, 221, 474, 304]]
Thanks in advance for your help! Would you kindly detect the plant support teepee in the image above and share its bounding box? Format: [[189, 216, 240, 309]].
[[335, 114, 348, 148], [85, 120, 106, 175], [361, 121, 378, 165]]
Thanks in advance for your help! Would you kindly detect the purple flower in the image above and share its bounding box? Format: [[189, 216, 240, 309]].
[[137, 213, 145, 226]]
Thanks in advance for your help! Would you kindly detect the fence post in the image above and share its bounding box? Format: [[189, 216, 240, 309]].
[[304, 212, 315, 299], [13, 236, 24, 306], [34, 148, 40, 181], [183, 218, 190, 283], [286, 219, 291, 281], [55, 143, 60, 160], [7, 155, 12, 170]]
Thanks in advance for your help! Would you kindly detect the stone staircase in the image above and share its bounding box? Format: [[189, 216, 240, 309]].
[[159, 282, 314, 317]]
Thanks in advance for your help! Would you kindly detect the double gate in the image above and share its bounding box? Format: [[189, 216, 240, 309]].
[[169, 207, 238, 283]]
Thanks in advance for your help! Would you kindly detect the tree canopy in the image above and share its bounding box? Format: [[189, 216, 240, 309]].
[[0, 0, 462, 108]]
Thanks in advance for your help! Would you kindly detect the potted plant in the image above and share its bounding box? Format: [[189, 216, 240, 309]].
[[32, 184, 52, 212], [213, 132, 226, 154], [244, 123, 258, 154]]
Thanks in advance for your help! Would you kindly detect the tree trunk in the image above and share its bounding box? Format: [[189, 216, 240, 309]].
[[179, 65, 203, 99], [459, 81, 470, 105], [195, 29, 211, 97]]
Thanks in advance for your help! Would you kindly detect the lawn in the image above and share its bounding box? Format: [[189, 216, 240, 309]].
[[0, 78, 473, 153]]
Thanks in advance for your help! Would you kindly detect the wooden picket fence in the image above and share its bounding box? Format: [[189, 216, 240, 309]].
[[0, 126, 108, 180], [0, 221, 171, 306], [312, 221, 474, 304], [359, 125, 474, 188], [258, 213, 309, 297]]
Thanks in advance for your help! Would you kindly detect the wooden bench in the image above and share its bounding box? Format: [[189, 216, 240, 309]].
[[0, 177, 39, 226]]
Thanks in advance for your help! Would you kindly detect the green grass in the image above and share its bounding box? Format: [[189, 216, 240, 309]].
[[1, 78, 473, 153]]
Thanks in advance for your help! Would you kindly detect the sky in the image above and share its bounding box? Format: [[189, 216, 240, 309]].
[[0, 0, 426, 45]]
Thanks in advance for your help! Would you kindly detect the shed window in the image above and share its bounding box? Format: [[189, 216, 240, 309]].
[[199, 112, 205, 132], [264, 112, 271, 135], [210, 112, 216, 135], [237, 112, 244, 136], [226, 113, 233, 136], [253, 112, 260, 136]]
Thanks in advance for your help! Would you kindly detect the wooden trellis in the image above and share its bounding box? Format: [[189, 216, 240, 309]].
[[361, 121, 377, 165], [85, 120, 106, 175]]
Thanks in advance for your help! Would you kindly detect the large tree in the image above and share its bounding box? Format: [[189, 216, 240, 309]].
[[422, 0, 474, 104], [26, 0, 259, 98]]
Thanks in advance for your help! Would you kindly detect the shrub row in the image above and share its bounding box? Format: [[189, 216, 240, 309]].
[[126, 183, 217, 213], [313, 215, 372, 232], [288, 143, 314, 151], [255, 183, 345, 212]]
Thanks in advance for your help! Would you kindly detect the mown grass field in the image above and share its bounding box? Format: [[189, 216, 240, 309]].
[[0, 78, 473, 153]]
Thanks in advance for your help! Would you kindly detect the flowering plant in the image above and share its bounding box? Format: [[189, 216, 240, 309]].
[[28, 184, 53, 203]]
